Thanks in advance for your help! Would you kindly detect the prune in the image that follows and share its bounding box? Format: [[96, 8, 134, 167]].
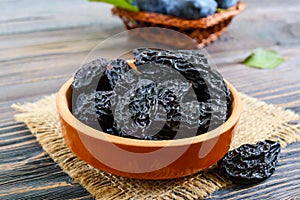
[[73, 90, 118, 134], [134, 48, 231, 134], [72, 58, 129, 136], [112, 64, 191, 140], [166, 0, 217, 19], [218, 140, 281, 184], [216, 0, 238, 9], [72, 58, 130, 93], [103, 59, 131, 89], [72, 58, 108, 92], [73, 92, 98, 128], [136, 0, 169, 14], [133, 48, 231, 103], [72, 49, 232, 140]]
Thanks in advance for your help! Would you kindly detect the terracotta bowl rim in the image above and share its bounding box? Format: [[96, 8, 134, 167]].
[[57, 77, 242, 148]]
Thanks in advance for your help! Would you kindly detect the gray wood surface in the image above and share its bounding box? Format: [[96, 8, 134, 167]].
[[1, 0, 300, 199]]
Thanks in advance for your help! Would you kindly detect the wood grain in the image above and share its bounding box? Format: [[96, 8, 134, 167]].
[[0, 0, 300, 199], [0, 122, 93, 199]]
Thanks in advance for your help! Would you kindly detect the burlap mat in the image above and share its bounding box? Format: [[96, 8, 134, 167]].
[[12, 93, 300, 199]]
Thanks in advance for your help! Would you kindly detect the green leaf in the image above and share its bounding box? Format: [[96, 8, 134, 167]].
[[243, 48, 284, 69], [216, 8, 232, 13], [89, 0, 139, 12], [217, 7, 237, 13], [216, 8, 227, 12]]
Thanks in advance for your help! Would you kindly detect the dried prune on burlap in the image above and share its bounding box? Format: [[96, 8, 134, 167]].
[[218, 140, 281, 184]]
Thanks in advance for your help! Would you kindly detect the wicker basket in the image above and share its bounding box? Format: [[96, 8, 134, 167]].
[[112, 2, 246, 48]]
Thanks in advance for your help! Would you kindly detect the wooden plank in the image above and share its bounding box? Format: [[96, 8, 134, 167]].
[[0, 0, 121, 35], [0, 122, 93, 199]]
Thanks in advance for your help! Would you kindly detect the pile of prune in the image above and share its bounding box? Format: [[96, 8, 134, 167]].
[[134, 48, 232, 118], [72, 48, 232, 140], [72, 59, 130, 135], [218, 140, 281, 184], [112, 63, 195, 140], [72, 58, 131, 93]]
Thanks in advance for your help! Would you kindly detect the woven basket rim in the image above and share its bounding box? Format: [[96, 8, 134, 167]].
[[112, 1, 246, 29]]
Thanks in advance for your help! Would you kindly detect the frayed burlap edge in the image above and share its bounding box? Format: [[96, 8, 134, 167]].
[[12, 93, 300, 200]]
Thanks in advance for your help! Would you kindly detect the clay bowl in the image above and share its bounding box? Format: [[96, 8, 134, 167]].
[[56, 69, 242, 180]]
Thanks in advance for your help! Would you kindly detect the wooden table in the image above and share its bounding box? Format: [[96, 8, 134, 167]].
[[1, 0, 300, 199]]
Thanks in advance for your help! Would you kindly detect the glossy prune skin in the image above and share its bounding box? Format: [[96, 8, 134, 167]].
[[112, 64, 192, 140], [134, 48, 231, 135], [104, 59, 131, 89], [134, 48, 231, 103], [72, 58, 131, 93], [73, 90, 119, 135], [72, 58, 131, 135], [73, 92, 99, 128], [218, 140, 281, 184], [72, 58, 130, 136], [72, 58, 108, 93], [72, 49, 232, 140]]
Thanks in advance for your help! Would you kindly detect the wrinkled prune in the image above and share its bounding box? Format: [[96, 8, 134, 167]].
[[104, 59, 131, 89], [72, 49, 232, 140], [72, 58, 108, 92], [73, 90, 118, 134], [134, 48, 231, 134], [112, 64, 190, 140], [73, 92, 98, 128], [218, 140, 281, 184], [72, 58, 130, 93], [134, 48, 231, 103]]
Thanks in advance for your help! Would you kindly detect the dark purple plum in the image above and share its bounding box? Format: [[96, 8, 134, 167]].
[[216, 0, 238, 9], [166, 0, 217, 19]]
